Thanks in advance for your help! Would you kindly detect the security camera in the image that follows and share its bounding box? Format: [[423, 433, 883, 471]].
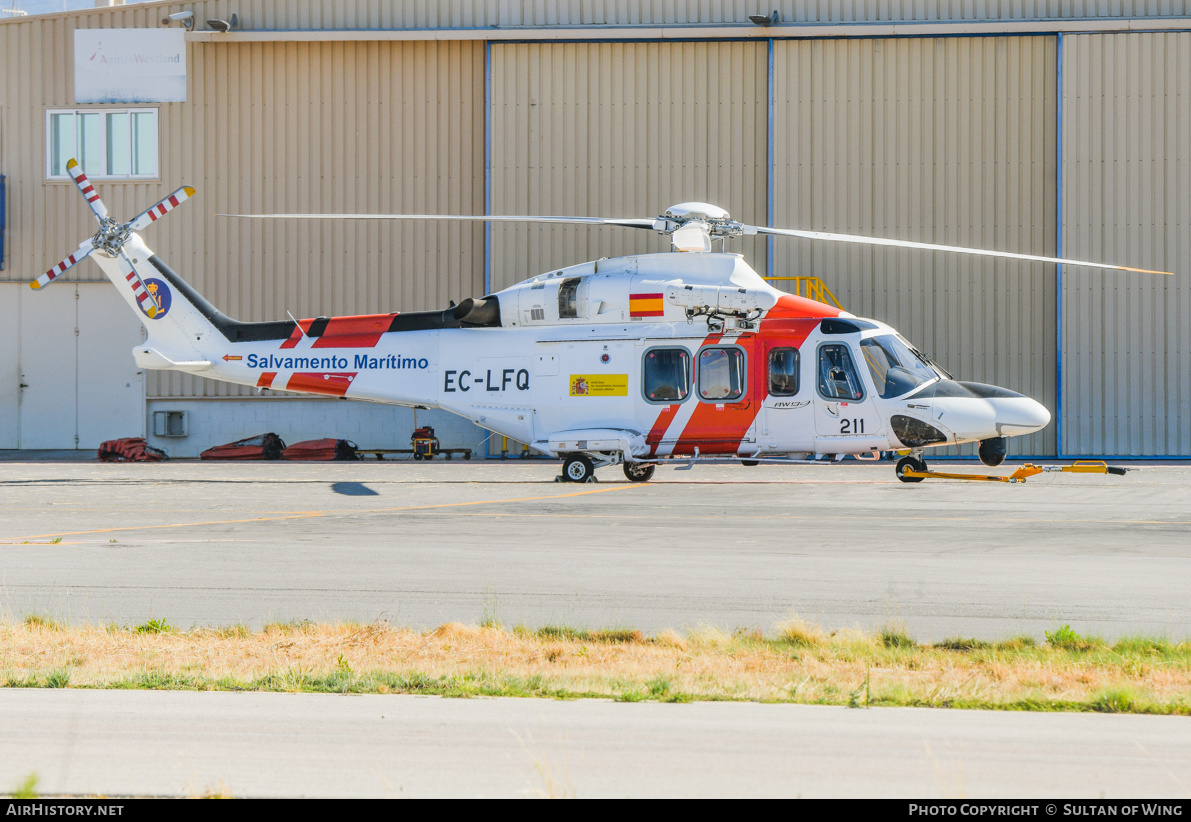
[[163, 10, 194, 30]]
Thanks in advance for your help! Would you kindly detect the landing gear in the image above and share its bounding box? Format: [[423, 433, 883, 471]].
[[978, 436, 1008, 467], [562, 454, 595, 483], [741, 460, 759, 467], [896, 455, 927, 483], [622, 462, 655, 483]]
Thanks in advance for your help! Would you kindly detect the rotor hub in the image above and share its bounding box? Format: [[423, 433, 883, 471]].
[[654, 203, 751, 251], [92, 217, 131, 257]]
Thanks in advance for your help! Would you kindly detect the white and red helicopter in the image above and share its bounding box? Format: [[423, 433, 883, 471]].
[[34, 160, 1171, 483]]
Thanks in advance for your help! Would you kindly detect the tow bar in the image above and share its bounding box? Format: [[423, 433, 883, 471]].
[[901, 461, 1130, 484]]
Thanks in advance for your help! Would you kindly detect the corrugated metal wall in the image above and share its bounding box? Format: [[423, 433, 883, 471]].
[[152, 38, 484, 398], [25, 0, 1182, 33], [773, 36, 1059, 457], [1061, 33, 1191, 456], [488, 41, 768, 292], [488, 0, 1191, 26]]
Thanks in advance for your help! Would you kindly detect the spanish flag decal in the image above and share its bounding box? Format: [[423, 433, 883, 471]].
[[629, 292, 665, 318]]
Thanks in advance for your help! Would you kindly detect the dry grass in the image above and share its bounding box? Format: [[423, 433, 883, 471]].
[[2, 618, 1189, 714]]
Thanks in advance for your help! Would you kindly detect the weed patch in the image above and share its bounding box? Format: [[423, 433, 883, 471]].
[[136, 619, 175, 635], [1, 618, 1187, 714]]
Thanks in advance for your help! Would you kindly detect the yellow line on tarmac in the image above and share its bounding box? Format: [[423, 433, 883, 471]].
[[2, 484, 638, 542]]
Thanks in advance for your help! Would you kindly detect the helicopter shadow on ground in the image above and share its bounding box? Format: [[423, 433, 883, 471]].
[[330, 481, 380, 496]]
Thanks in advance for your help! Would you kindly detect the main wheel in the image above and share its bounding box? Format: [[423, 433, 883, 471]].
[[741, 460, 759, 467], [895, 456, 927, 483], [622, 462, 655, 483], [562, 454, 595, 483]]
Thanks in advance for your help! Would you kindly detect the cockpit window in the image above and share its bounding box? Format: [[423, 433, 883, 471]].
[[860, 334, 938, 399], [818, 344, 865, 401]]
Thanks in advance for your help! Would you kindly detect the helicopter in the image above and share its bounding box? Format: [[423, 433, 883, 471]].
[[33, 159, 1171, 483]]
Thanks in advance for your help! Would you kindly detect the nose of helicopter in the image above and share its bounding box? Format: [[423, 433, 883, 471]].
[[990, 395, 1051, 435], [924, 382, 1052, 442]]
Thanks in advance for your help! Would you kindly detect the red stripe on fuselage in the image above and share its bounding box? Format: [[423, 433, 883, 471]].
[[645, 403, 681, 456], [310, 314, 396, 349], [256, 372, 277, 388], [279, 319, 313, 349], [666, 314, 821, 455], [284, 372, 356, 397], [669, 331, 749, 456]]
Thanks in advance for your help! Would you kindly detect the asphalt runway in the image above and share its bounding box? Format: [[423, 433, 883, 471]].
[[1, 459, 1189, 641], [2, 689, 1188, 798]]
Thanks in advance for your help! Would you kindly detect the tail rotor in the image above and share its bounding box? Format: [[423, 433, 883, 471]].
[[31, 159, 196, 318]]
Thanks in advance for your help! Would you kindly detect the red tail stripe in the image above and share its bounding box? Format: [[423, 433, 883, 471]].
[[279, 319, 313, 349], [311, 314, 395, 349], [284, 372, 356, 397]]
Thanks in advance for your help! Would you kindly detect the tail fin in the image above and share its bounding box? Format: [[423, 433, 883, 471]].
[[30, 160, 291, 372]]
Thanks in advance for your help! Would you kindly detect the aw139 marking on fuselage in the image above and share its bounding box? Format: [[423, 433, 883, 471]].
[[34, 164, 1173, 483]]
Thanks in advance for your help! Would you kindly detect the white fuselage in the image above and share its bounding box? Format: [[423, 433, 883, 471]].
[[97, 239, 1049, 461]]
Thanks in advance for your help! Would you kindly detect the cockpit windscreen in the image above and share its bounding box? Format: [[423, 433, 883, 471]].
[[860, 334, 939, 399]]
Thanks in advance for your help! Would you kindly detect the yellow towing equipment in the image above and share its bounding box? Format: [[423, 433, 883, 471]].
[[900, 461, 1129, 484]]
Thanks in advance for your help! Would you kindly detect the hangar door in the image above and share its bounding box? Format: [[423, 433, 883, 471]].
[[489, 41, 769, 290], [772, 36, 1059, 458], [1, 283, 145, 449], [1061, 33, 1191, 457]]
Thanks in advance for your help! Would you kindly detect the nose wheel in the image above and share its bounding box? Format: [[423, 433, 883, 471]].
[[622, 462, 656, 483], [895, 456, 928, 483]]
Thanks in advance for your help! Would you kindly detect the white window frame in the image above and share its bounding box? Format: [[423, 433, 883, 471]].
[[46, 108, 159, 181]]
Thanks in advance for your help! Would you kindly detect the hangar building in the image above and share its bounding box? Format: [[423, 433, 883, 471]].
[[1, 0, 1188, 458]]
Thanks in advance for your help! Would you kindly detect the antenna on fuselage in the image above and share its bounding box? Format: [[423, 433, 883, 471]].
[[286, 310, 308, 338]]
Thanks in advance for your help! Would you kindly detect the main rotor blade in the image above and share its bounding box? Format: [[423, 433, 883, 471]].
[[128, 186, 197, 231], [219, 213, 657, 230], [118, 251, 161, 318], [753, 226, 1174, 276], [65, 159, 109, 222], [31, 239, 95, 290]]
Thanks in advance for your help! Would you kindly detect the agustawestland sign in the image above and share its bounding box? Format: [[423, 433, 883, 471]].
[[74, 28, 186, 104]]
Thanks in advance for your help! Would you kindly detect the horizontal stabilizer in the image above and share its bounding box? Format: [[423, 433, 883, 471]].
[[134, 347, 213, 371]]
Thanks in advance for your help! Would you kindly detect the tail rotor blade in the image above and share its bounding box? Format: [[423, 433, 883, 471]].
[[65, 159, 109, 222], [30, 240, 95, 290], [128, 186, 197, 231], [118, 251, 161, 318]]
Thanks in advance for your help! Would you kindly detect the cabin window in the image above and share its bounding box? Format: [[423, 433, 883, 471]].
[[643, 347, 691, 403], [817, 344, 865, 401], [47, 109, 158, 180], [558, 278, 581, 319], [697, 347, 745, 402], [768, 347, 800, 397]]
